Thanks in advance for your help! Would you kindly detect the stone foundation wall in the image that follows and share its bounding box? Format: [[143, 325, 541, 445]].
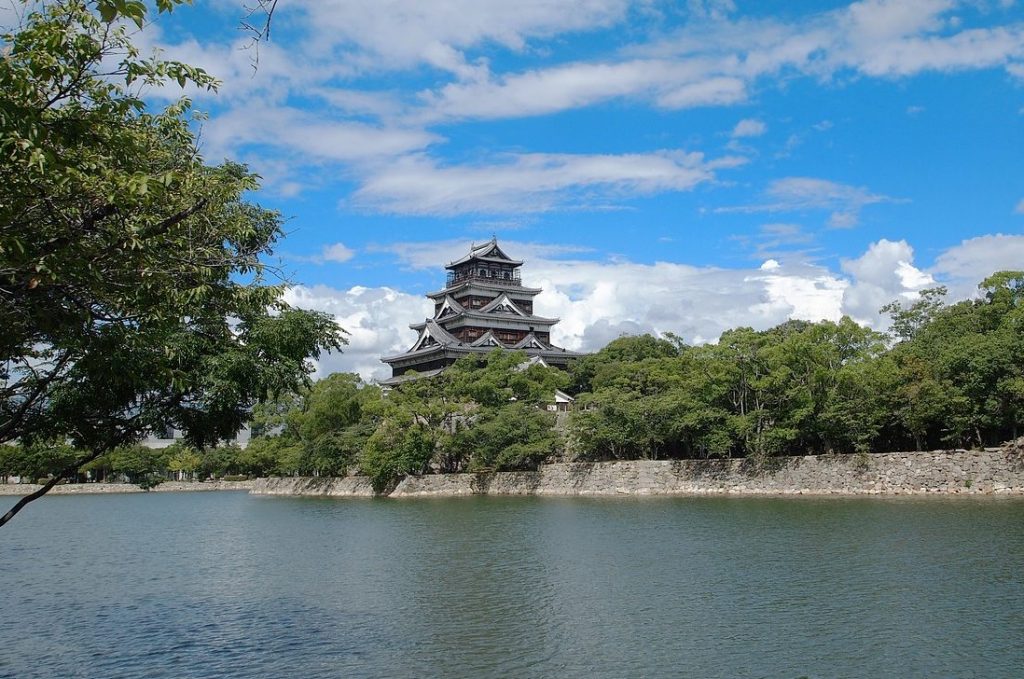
[[0, 480, 254, 496], [252, 448, 1024, 498]]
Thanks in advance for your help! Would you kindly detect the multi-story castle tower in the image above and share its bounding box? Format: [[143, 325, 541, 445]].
[[380, 239, 580, 385]]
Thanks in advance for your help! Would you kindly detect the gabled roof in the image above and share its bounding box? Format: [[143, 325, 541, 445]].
[[512, 333, 551, 351], [446, 238, 523, 268], [479, 293, 527, 316], [514, 355, 550, 371], [408, 319, 461, 352], [427, 281, 542, 300], [434, 294, 465, 320], [554, 389, 575, 403], [469, 330, 506, 348]]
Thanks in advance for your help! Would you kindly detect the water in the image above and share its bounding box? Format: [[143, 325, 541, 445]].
[[1, 492, 1023, 678]]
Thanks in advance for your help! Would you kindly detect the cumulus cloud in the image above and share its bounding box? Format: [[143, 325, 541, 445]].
[[731, 118, 767, 138], [283, 284, 432, 381], [930, 233, 1024, 296], [288, 235, 1024, 381], [840, 239, 934, 325]]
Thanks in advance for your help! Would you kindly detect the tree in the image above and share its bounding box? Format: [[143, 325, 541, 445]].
[[449, 403, 560, 471], [166, 443, 203, 481], [881, 286, 948, 342], [246, 373, 379, 476], [0, 0, 345, 526]]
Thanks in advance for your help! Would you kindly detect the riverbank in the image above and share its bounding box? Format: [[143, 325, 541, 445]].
[[252, 446, 1024, 498], [0, 479, 255, 496]]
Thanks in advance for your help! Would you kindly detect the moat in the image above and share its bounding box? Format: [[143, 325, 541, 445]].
[[2, 491, 1023, 678]]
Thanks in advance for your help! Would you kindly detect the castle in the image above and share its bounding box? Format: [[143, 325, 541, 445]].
[[380, 239, 581, 385]]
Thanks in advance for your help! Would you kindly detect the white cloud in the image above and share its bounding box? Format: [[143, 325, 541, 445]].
[[687, 0, 738, 21], [717, 176, 899, 227], [409, 1, 1024, 123], [840, 238, 934, 325], [415, 59, 746, 123], [368, 238, 594, 270], [930, 234, 1024, 296], [1015, 198, 1024, 214], [203, 105, 439, 164], [290, 0, 631, 72], [290, 235, 1024, 381], [731, 118, 767, 138], [322, 243, 356, 263], [283, 284, 433, 381], [352, 149, 724, 215], [739, 222, 817, 259], [138, 0, 1024, 205], [654, 76, 748, 108]]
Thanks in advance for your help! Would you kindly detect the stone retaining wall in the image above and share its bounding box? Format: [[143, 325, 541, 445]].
[[0, 480, 254, 496], [251, 448, 1024, 498]]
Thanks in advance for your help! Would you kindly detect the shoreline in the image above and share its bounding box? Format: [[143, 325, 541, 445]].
[[253, 448, 1024, 499], [0, 480, 255, 496], [5, 447, 1023, 499]]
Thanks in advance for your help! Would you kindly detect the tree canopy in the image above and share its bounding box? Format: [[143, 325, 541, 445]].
[[571, 275, 1024, 460], [0, 0, 344, 525]]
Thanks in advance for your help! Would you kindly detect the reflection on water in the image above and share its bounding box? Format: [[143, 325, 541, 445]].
[[1, 492, 1023, 678]]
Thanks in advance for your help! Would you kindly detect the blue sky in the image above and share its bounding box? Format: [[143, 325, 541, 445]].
[[101, 0, 1024, 377]]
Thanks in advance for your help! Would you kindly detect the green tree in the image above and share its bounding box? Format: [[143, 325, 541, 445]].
[[881, 286, 949, 342], [1, 440, 79, 482], [166, 443, 203, 481], [0, 0, 344, 526], [449, 403, 560, 471], [568, 334, 679, 393], [446, 350, 569, 407]]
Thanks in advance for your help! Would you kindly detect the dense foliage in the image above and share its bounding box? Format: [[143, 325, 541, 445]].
[[0, 2, 343, 474], [0, 353, 568, 492], [571, 272, 1024, 460], [0, 1, 343, 524]]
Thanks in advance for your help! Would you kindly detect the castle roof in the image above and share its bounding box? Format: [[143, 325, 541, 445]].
[[445, 237, 523, 269]]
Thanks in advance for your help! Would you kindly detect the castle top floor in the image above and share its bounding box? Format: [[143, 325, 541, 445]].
[[443, 238, 525, 289]]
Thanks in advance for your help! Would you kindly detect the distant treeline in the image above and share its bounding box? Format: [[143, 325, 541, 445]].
[[2, 272, 1021, 491]]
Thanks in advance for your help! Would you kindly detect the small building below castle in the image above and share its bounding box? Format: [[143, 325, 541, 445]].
[[380, 239, 582, 385]]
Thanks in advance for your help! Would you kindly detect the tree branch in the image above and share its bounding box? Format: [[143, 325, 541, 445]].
[[143, 199, 209, 239], [0, 353, 73, 443], [0, 447, 105, 528]]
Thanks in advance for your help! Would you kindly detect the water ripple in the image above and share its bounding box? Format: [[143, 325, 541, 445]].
[[1, 494, 1023, 678]]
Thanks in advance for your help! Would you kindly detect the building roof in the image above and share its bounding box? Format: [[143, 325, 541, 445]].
[[445, 238, 524, 269], [411, 303, 559, 331], [381, 330, 582, 364], [427, 280, 543, 300]]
